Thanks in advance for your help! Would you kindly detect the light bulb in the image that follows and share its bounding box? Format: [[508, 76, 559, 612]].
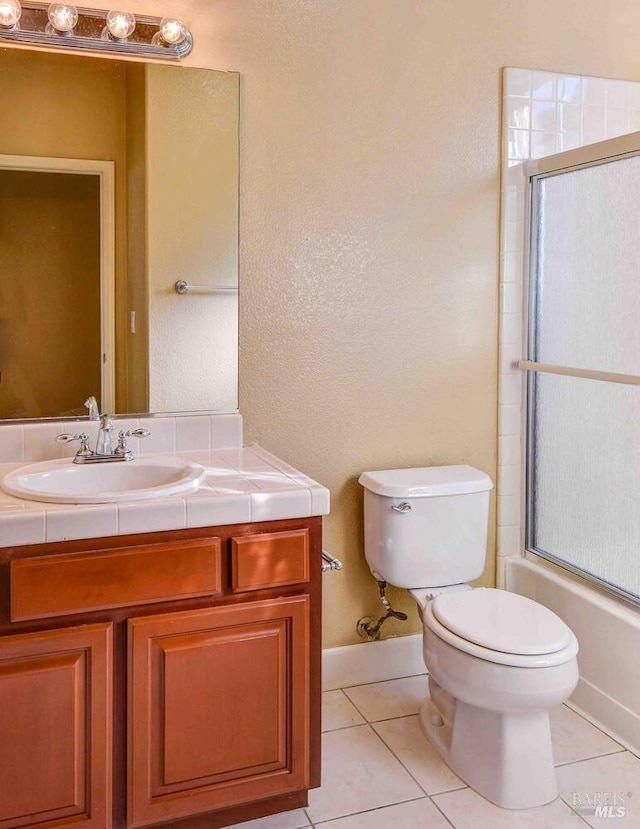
[[155, 16, 188, 45], [48, 3, 78, 32], [0, 0, 21, 28], [105, 9, 135, 40]]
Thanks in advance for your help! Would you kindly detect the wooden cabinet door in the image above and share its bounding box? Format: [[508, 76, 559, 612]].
[[0, 623, 112, 829], [127, 596, 309, 828]]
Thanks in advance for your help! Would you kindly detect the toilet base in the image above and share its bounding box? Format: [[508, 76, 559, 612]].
[[419, 690, 558, 810]]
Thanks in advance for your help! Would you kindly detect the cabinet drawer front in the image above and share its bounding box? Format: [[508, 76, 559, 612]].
[[10, 538, 222, 621], [231, 529, 309, 592]]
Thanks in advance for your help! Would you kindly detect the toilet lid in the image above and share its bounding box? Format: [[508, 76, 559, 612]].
[[431, 588, 572, 655]]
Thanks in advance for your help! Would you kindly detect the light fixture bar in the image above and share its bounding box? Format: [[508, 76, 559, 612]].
[[0, 2, 193, 59]]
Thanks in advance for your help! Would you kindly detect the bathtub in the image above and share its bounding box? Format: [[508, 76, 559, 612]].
[[506, 555, 640, 755]]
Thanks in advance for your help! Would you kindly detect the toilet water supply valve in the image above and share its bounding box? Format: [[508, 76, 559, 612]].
[[357, 580, 408, 641]]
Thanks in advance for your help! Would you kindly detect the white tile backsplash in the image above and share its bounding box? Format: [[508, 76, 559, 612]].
[[209, 414, 243, 449], [0, 413, 243, 464], [175, 416, 211, 452], [0, 425, 23, 463], [23, 423, 65, 462], [138, 417, 175, 454]]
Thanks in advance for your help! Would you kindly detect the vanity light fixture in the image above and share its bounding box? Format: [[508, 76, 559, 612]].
[[47, 3, 77, 34], [0, 1, 192, 59], [152, 16, 188, 47], [0, 0, 21, 29], [103, 9, 135, 40]]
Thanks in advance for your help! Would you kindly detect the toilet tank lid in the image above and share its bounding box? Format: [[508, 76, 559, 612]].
[[359, 465, 493, 498]]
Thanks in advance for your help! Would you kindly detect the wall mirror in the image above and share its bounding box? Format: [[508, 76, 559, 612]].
[[0, 47, 239, 421]]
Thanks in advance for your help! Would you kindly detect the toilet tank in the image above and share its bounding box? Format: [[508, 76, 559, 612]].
[[358, 466, 493, 589]]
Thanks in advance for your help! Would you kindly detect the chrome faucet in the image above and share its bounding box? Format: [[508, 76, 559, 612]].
[[57, 399, 150, 463], [84, 395, 100, 420], [96, 414, 113, 456]]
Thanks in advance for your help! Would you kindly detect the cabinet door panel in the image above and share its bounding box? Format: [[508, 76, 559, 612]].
[[162, 621, 287, 784], [128, 596, 309, 828], [0, 623, 112, 829]]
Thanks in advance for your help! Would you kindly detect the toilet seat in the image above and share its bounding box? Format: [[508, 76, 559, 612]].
[[420, 589, 578, 668], [432, 588, 571, 655]]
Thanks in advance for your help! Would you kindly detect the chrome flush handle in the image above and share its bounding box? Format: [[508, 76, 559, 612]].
[[391, 501, 412, 513]]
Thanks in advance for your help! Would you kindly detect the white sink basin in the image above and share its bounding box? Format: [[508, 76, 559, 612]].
[[1, 458, 207, 504]]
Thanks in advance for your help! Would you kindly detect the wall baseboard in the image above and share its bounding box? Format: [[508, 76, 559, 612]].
[[322, 633, 424, 691]]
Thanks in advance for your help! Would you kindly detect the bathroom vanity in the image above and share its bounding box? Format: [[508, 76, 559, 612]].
[[0, 416, 331, 829], [0, 39, 332, 829]]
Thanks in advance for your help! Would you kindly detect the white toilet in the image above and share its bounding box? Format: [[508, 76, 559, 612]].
[[358, 465, 579, 810]]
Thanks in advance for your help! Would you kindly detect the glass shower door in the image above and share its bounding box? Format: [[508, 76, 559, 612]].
[[526, 142, 640, 603]]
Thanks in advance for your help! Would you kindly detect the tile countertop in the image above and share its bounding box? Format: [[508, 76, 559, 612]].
[[0, 445, 330, 547]]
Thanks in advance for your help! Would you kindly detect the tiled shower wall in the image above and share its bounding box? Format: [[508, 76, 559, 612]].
[[497, 68, 640, 584]]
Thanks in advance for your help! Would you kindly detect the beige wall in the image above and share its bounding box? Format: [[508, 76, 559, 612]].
[[145, 66, 239, 412], [28, 0, 640, 646]]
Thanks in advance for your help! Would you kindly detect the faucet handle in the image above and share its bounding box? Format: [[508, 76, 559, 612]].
[[115, 428, 150, 460], [56, 432, 86, 443], [117, 428, 151, 441], [131, 428, 151, 438], [56, 432, 92, 454]]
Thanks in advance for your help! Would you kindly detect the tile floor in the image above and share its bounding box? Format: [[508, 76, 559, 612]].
[[226, 674, 640, 828]]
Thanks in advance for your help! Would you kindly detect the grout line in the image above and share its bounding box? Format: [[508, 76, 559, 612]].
[[367, 719, 468, 801], [321, 722, 367, 734], [554, 748, 627, 768], [310, 795, 434, 827], [356, 710, 423, 726], [428, 795, 457, 829], [563, 701, 627, 749], [336, 671, 428, 693]]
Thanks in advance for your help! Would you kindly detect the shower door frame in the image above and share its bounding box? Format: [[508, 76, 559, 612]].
[[521, 130, 640, 607]]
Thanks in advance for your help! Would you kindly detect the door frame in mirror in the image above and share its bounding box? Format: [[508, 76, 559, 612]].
[[0, 153, 116, 412]]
